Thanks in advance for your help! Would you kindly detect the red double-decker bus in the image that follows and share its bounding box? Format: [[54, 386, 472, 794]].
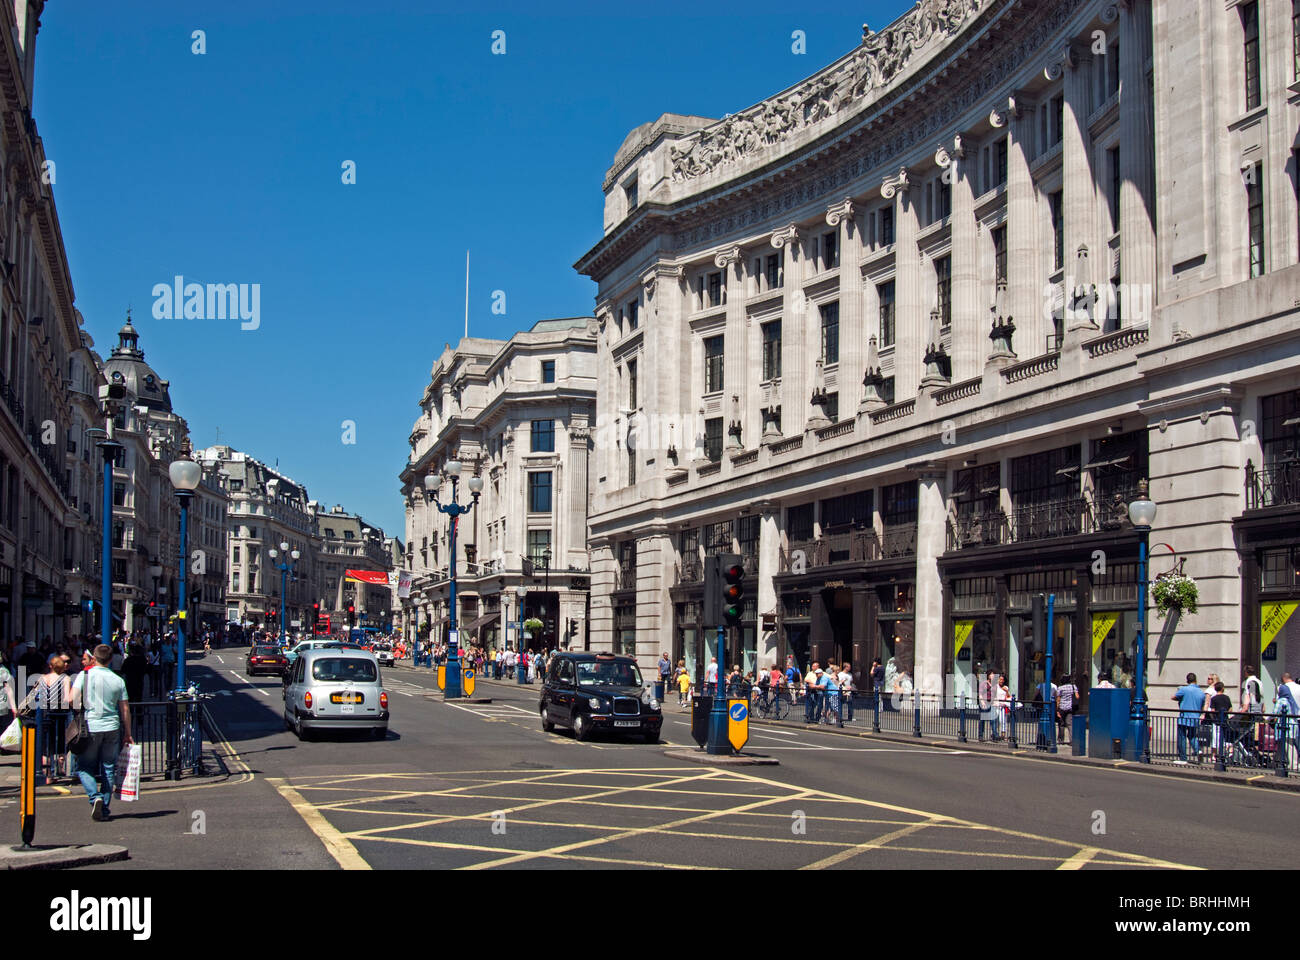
[[314, 613, 331, 636]]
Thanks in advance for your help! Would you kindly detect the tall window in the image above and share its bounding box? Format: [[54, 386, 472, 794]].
[[1050, 190, 1065, 271], [530, 419, 555, 452], [704, 335, 724, 393], [527, 529, 551, 567], [787, 503, 814, 542], [936, 178, 951, 221], [881, 480, 919, 528], [627, 358, 637, 409], [1262, 389, 1300, 463], [1247, 162, 1265, 278], [113, 482, 126, 507], [881, 376, 896, 406], [707, 271, 724, 308], [762, 320, 782, 381], [878, 280, 896, 346], [626, 298, 639, 330], [765, 253, 783, 290], [704, 418, 723, 462], [880, 206, 895, 245], [541, 359, 555, 383], [527, 471, 552, 513], [820, 302, 840, 364], [1243, 1, 1261, 111], [991, 226, 1007, 283], [825, 392, 839, 423], [934, 256, 952, 325], [1294, 0, 1300, 80], [822, 231, 839, 270], [1051, 93, 1065, 146], [994, 138, 1008, 187], [1010, 444, 1080, 507]]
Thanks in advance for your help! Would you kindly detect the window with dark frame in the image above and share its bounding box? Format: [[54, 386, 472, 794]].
[[527, 529, 552, 567], [786, 503, 814, 542], [765, 253, 783, 290], [881, 481, 919, 527], [825, 392, 839, 423], [704, 417, 723, 462], [995, 138, 1008, 187], [1261, 389, 1300, 463], [707, 271, 724, 308], [1294, 0, 1300, 80], [878, 280, 896, 346], [823, 231, 839, 270], [1050, 190, 1065, 271], [935, 256, 952, 325], [1051, 93, 1064, 146], [627, 358, 637, 409], [527, 471, 552, 513], [704, 335, 725, 393], [936, 178, 951, 220], [881, 376, 896, 406], [820, 490, 873, 530], [530, 419, 555, 453], [1248, 162, 1265, 278], [737, 515, 760, 558], [762, 320, 782, 381], [952, 463, 1001, 525], [626, 299, 639, 330], [703, 519, 734, 557], [820, 301, 840, 364], [1243, 1, 1261, 111], [992, 226, 1007, 283], [1010, 444, 1080, 507], [880, 206, 895, 245], [541, 359, 555, 383], [1108, 147, 1121, 232]]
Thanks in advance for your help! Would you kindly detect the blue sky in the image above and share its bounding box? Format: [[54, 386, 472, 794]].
[[35, 0, 908, 539]]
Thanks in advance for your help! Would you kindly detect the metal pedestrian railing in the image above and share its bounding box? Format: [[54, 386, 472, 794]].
[[1146, 706, 1298, 776], [29, 696, 212, 784]]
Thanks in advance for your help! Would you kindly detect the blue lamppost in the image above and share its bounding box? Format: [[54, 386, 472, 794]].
[[1128, 479, 1157, 763], [168, 457, 203, 693], [267, 540, 300, 647], [95, 434, 122, 647], [515, 583, 528, 685], [426, 460, 483, 699]]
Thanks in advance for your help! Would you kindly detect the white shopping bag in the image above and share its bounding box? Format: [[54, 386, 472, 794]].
[[114, 743, 142, 802], [0, 717, 20, 751]]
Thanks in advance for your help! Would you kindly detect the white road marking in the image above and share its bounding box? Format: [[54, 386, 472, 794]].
[[216, 656, 225, 664], [229, 670, 272, 696]]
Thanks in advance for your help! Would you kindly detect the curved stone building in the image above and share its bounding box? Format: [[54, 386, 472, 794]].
[[576, 0, 1300, 707]]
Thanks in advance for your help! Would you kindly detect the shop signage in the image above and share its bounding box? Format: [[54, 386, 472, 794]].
[[1261, 601, 1298, 653], [953, 619, 974, 657], [1091, 612, 1119, 655], [823, 580, 845, 588]]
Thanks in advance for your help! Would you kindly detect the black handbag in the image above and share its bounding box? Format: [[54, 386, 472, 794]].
[[65, 709, 91, 754]]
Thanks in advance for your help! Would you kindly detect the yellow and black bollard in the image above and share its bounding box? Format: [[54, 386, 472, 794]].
[[18, 716, 35, 848]]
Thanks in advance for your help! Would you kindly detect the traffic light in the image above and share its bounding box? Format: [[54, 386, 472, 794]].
[[347, 603, 355, 626], [721, 555, 745, 628], [567, 618, 577, 636]]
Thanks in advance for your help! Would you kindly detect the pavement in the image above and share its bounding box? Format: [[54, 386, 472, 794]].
[[0, 654, 1294, 869]]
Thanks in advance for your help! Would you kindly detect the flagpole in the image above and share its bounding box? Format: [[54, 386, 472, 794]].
[[464, 250, 469, 339]]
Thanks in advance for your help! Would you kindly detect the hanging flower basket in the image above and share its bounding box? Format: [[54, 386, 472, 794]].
[[523, 618, 544, 635], [1152, 571, 1198, 619]]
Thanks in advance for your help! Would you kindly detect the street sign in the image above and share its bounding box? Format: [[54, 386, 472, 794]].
[[437, 665, 446, 690], [727, 698, 749, 752], [464, 669, 476, 697]]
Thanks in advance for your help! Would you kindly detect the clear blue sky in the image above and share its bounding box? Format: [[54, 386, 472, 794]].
[[35, 0, 907, 540]]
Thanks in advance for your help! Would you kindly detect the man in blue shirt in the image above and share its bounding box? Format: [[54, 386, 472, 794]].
[[1172, 672, 1206, 763]]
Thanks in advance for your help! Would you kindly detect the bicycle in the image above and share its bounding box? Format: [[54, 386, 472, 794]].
[[754, 687, 790, 721]]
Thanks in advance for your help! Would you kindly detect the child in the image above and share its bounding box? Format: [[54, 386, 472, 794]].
[[677, 668, 692, 706]]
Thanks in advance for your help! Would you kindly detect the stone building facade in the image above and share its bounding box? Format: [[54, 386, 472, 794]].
[[399, 319, 597, 653], [575, 0, 1300, 706]]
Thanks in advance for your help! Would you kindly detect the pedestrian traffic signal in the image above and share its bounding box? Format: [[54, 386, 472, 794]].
[[722, 555, 745, 627]]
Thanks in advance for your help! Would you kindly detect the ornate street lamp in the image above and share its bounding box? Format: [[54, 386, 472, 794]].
[[168, 456, 202, 692], [1128, 479, 1157, 762], [515, 583, 529, 685], [428, 460, 483, 698], [267, 540, 300, 647]]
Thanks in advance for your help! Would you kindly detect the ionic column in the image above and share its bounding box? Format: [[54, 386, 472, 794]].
[[998, 98, 1040, 358], [757, 500, 781, 666], [941, 138, 979, 381], [1055, 44, 1100, 333], [715, 246, 747, 447], [885, 168, 921, 399], [827, 199, 861, 409], [773, 225, 804, 430], [1118, 0, 1155, 310]]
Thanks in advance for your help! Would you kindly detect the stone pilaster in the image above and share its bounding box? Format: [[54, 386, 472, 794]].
[[773, 225, 805, 432], [886, 168, 921, 399], [912, 463, 947, 696], [757, 500, 781, 666], [828, 198, 861, 409], [999, 98, 1041, 357], [1056, 44, 1100, 336], [1119, 0, 1156, 314], [943, 137, 979, 382]]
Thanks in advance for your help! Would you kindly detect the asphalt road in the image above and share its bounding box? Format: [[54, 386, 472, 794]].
[[22, 650, 1299, 870]]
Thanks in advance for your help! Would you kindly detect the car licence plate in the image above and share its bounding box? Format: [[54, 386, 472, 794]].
[[331, 693, 364, 704], [613, 720, 639, 728]]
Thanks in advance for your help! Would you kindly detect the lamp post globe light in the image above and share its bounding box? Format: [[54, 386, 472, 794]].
[[1128, 479, 1157, 763], [429, 461, 483, 699], [268, 540, 300, 648], [515, 583, 528, 685], [168, 457, 202, 692]]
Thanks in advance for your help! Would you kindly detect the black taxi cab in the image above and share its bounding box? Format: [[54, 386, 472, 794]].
[[539, 652, 664, 743]]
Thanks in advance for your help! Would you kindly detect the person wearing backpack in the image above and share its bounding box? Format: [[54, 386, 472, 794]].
[[1239, 665, 1265, 753]]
